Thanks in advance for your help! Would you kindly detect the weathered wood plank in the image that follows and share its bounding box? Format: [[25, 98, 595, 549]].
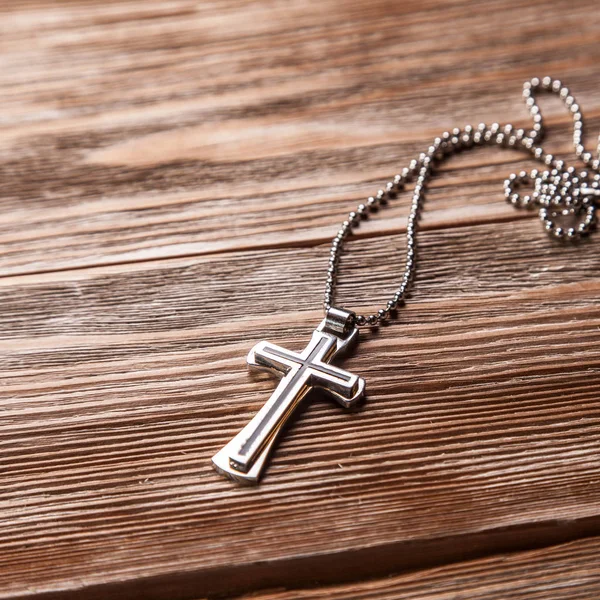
[[1, 219, 599, 598], [0, 0, 599, 275], [236, 537, 600, 600], [2, 0, 600, 598]]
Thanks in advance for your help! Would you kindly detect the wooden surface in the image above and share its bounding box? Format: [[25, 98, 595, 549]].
[[1, 1, 600, 599], [241, 537, 600, 599]]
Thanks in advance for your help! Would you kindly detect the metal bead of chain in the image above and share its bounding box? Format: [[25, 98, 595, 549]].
[[324, 77, 600, 327]]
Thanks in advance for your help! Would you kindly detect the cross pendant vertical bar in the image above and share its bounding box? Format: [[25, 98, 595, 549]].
[[212, 312, 365, 485]]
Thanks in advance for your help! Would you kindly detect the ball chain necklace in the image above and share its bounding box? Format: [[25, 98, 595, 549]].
[[212, 77, 600, 484]]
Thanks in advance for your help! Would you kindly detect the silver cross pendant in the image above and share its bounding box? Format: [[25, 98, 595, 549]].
[[212, 308, 365, 484]]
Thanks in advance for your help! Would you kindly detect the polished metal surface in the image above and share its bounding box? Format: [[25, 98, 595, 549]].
[[212, 318, 365, 484], [324, 77, 600, 327], [323, 307, 356, 336]]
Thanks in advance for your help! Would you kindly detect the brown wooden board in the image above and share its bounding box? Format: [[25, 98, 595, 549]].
[[232, 537, 600, 600], [1, 0, 600, 598]]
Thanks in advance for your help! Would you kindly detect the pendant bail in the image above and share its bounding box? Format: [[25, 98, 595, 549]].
[[324, 307, 356, 337]]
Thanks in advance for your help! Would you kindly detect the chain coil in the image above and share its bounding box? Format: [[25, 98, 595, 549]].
[[324, 77, 600, 327]]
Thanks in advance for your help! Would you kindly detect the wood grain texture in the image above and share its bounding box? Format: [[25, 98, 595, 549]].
[[1, 0, 600, 276], [234, 536, 600, 600], [1, 1, 600, 599]]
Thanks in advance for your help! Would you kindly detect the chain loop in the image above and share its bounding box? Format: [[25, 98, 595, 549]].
[[324, 77, 600, 327]]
